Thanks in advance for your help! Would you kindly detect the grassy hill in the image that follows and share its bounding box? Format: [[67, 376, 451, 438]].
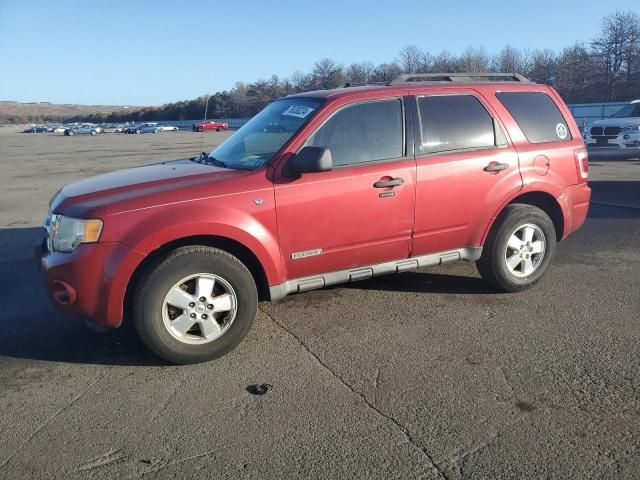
[[0, 101, 142, 124]]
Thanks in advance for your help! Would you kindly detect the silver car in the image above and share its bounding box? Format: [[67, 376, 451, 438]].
[[65, 125, 102, 136]]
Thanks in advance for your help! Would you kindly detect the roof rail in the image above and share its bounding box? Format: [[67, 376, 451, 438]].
[[388, 72, 530, 85], [342, 81, 388, 88]]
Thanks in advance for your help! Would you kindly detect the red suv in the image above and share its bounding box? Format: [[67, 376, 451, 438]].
[[39, 73, 591, 364]]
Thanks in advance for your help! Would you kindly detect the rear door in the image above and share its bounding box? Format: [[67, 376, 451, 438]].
[[274, 96, 416, 280], [410, 90, 523, 255]]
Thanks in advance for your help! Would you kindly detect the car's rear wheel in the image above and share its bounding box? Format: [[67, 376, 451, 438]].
[[197, 127, 203, 132], [133, 246, 257, 364], [90, 130, 97, 136], [476, 204, 556, 292], [216, 127, 222, 132], [68, 131, 74, 136]]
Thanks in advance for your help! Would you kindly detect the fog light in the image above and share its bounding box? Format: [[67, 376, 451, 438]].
[[51, 280, 77, 305]]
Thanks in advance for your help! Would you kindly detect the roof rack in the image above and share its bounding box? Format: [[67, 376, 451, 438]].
[[388, 72, 530, 85], [342, 81, 388, 88]]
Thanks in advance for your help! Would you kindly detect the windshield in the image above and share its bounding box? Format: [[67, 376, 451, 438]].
[[208, 97, 323, 170], [612, 103, 640, 118]]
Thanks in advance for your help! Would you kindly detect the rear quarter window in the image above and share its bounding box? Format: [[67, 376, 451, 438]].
[[496, 92, 571, 144]]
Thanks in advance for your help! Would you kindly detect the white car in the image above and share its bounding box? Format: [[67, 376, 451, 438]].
[[156, 125, 179, 132], [584, 100, 640, 149]]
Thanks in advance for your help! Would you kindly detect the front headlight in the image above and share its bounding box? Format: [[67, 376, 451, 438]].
[[621, 126, 640, 133], [50, 214, 103, 252]]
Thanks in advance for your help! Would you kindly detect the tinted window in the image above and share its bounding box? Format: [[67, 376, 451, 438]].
[[305, 99, 403, 167], [418, 95, 500, 154], [497, 92, 572, 143]]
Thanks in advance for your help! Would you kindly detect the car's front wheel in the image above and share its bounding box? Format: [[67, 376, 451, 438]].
[[133, 246, 257, 364], [476, 204, 556, 292]]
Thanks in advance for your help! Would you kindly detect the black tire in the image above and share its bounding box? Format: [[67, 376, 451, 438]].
[[133, 246, 257, 364], [216, 127, 222, 132], [476, 204, 556, 292], [197, 127, 203, 132]]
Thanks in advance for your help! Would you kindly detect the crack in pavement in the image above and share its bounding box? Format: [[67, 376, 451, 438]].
[[132, 447, 230, 478], [0, 375, 104, 471], [260, 307, 449, 480], [77, 448, 124, 472]]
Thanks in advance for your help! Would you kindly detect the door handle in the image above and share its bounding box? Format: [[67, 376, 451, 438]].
[[373, 177, 404, 188], [483, 162, 509, 173]]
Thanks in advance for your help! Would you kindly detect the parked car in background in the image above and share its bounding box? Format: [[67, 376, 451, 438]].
[[52, 126, 68, 133], [124, 124, 143, 134], [102, 124, 124, 133], [139, 122, 160, 133], [156, 125, 179, 132], [64, 124, 102, 136], [124, 123, 162, 134], [39, 72, 590, 364], [584, 100, 640, 149], [22, 125, 49, 133], [193, 120, 228, 132]]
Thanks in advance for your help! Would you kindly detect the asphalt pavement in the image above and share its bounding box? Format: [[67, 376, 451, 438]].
[[0, 128, 638, 479]]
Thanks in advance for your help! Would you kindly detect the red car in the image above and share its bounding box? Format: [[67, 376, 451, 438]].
[[192, 120, 228, 132], [39, 73, 590, 364]]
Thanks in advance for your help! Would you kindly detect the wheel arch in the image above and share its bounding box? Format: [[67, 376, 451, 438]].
[[122, 234, 272, 328], [484, 190, 565, 243], [482, 190, 567, 245]]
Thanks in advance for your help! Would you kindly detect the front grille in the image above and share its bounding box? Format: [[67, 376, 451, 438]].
[[591, 127, 603, 136], [604, 127, 621, 136]]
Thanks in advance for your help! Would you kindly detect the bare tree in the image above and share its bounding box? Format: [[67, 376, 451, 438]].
[[491, 45, 525, 73], [312, 58, 345, 89], [460, 46, 489, 72], [591, 11, 640, 99]]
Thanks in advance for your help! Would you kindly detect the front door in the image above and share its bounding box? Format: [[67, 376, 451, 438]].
[[274, 97, 416, 280]]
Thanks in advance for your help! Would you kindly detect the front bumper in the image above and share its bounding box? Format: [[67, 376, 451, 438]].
[[38, 236, 145, 328], [585, 132, 640, 149]]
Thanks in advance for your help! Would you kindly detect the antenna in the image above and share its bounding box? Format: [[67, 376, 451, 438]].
[[200, 76, 213, 155]]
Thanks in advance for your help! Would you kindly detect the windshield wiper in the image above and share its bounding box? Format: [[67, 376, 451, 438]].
[[192, 153, 227, 168], [207, 156, 227, 168]]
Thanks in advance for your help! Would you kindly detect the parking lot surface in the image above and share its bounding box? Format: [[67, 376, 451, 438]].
[[0, 128, 639, 479]]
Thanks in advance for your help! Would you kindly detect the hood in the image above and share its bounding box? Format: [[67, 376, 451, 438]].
[[50, 158, 252, 218], [591, 117, 640, 128]]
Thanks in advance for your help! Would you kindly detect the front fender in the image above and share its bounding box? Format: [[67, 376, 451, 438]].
[[109, 202, 282, 285]]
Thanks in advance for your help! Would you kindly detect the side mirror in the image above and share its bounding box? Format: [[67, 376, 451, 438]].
[[288, 147, 332, 176]]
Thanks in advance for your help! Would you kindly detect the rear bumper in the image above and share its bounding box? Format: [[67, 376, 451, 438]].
[[39, 239, 145, 328], [562, 183, 591, 238]]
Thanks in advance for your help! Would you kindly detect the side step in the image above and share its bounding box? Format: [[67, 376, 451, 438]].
[[269, 247, 482, 301]]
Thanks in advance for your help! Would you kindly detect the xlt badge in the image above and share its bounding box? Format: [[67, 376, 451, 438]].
[[291, 249, 322, 260]]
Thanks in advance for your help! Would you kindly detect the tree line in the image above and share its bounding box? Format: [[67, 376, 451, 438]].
[[62, 10, 640, 124]]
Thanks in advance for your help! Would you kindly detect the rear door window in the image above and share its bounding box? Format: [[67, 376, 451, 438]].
[[417, 95, 505, 154], [496, 92, 572, 143], [305, 99, 404, 167]]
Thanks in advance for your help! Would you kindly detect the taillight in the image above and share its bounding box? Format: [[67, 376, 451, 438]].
[[574, 148, 588, 182]]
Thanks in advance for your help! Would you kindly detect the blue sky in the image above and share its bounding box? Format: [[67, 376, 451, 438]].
[[0, 0, 638, 105]]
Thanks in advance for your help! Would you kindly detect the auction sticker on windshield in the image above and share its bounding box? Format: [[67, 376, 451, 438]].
[[283, 105, 315, 118]]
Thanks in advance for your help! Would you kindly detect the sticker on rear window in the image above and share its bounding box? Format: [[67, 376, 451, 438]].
[[556, 123, 568, 139], [282, 105, 315, 118]]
